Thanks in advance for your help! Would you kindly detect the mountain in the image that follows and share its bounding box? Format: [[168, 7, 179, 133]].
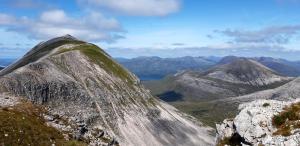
[[219, 56, 300, 77], [217, 56, 240, 65], [116, 56, 218, 80], [0, 35, 214, 146], [143, 58, 292, 126], [0, 66, 4, 70], [204, 58, 292, 86], [145, 58, 292, 101]]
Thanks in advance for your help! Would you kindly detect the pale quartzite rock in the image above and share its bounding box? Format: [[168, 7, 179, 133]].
[[216, 99, 300, 146]]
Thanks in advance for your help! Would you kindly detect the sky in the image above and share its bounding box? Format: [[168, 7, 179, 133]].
[[1, 0, 300, 60]]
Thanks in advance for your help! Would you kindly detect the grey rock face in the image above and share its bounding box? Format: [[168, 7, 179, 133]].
[[216, 100, 300, 146], [0, 36, 214, 146]]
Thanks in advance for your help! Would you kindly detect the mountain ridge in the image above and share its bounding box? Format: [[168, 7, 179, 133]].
[[115, 56, 300, 81], [0, 35, 84, 77]]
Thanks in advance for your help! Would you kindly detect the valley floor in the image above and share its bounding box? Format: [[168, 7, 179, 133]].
[[170, 100, 240, 127]]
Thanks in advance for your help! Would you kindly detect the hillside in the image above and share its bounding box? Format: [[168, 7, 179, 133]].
[[0, 35, 214, 146], [202, 74, 300, 128], [224, 77, 300, 103]]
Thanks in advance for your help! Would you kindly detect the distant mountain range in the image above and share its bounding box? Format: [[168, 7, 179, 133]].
[[117, 56, 300, 81], [0, 58, 15, 67], [116, 56, 220, 80], [3, 56, 300, 80]]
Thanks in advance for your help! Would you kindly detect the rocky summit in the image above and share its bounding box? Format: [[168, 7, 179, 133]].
[[0, 35, 214, 146]]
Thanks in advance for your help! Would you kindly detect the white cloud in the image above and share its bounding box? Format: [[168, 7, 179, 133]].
[[0, 10, 124, 43], [40, 10, 69, 24], [0, 13, 17, 25], [79, 0, 181, 16], [216, 25, 300, 44]]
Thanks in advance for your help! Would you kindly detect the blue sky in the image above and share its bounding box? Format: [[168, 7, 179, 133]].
[[1, 0, 300, 60]]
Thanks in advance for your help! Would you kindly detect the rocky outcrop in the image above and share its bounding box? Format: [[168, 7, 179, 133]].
[[216, 100, 300, 146], [0, 35, 214, 146]]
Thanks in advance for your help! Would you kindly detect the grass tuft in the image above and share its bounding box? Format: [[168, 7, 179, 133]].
[[216, 137, 231, 146], [263, 103, 270, 107], [272, 102, 300, 136]]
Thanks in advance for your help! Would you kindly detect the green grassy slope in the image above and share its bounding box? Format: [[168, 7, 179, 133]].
[[0, 102, 86, 146], [55, 44, 135, 85]]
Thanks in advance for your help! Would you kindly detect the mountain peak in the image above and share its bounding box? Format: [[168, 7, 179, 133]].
[[218, 56, 240, 64], [203, 58, 291, 86], [0, 36, 85, 76], [62, 34, 78, 39]]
